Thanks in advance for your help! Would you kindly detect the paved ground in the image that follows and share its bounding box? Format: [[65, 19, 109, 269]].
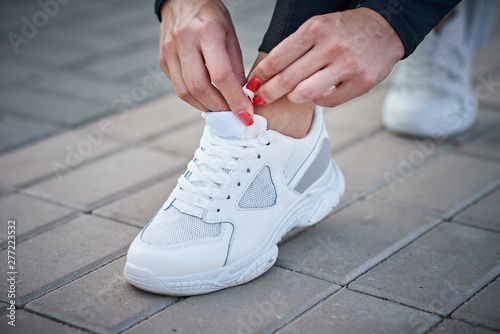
[[0, 1, 499, 333]]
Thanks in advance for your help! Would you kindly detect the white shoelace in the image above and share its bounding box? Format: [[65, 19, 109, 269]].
[[171, 131, 270, 212]]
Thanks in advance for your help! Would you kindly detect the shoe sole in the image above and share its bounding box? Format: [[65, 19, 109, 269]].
[[124, 160, 345, 296]]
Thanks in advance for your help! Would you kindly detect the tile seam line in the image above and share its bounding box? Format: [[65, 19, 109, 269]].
[[0, 90, 186, 155], [9, 113, 198, 190], [260, 285, 344, 334], [18, 247, 129, 307], [330, 127, 383, 155], [24, 304, 107, 334], [422, 317, 500, 334], [348, 265, 500, 321], [85, 165, 187, 212], [116, 297, 185, 334], [111, 298, 179, 334], [276, 217, 443, 287], [442, 177, 500, 221], [0, 212, 81, 251], [441, 265, 500, 317], [21, 307, 95, 334], [452, 218, 500, 234], [457, 150, 500, 163], [448, 276, 500, 332]]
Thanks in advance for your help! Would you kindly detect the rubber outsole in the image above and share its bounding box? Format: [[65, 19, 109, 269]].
[[124, 160, 345, 296]]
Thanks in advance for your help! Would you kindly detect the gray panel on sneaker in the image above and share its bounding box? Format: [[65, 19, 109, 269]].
[[294, 138, 331, 194]]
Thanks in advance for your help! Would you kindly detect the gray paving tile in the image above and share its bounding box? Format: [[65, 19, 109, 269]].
[[14, 33, 96, 67], [323, 88, 386, 134], [278, 289, 439, 334], [125, 267, 335, 334], [0, 184, 12, 196], [277, 199, 440, 285], [0, 114, 61, 154], [0, 214, 139, 305], [459, 122, 500, 161], [333, 132, 443, 193], [474, 66, 500, 108], [323, 124, 361, 152], [0, 309, 83, 334], [25, 147, 186, 211], [452, 106, 500, 146], [350, 223, 500, 315], [0, 193, 75, 246], [96, 94, 199, 142], [146, 120, 205, 157], [0, 127, 123, 187], [473, 17, 500, 77], [429, 319, 497, 334], [27, 257, 176, 334], [455, 190, 500, 232], [0, 60, 48, 87], [30, 72, 135, 105], [452, 277, 500, 331], [374, 152, 500, 218], [93, 175, 179, 227], [0, 88, 107, 126], [81, 46, 158, 79]]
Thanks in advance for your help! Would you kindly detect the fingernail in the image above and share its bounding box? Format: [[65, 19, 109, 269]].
[[246, 78, 261, 92], [238, 111, 254, 126], [252, 95, 266, 106]]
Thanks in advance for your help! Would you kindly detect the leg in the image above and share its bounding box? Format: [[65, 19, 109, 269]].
[[246, 0, 360, 139], [251, 51, 315, 139]]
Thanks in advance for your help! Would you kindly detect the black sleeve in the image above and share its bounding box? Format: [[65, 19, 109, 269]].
[[155, 0, 461, 59], [359, 0, 461, 58], [155, 0, 166, 21], [259, 0, 360, 53]]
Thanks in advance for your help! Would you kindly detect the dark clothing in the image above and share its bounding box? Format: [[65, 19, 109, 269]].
[[360, 0, 461, 58], [154, 0, 460, 58]]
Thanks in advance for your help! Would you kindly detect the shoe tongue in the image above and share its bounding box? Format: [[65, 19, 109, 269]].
[[205, 111, 267, 140]]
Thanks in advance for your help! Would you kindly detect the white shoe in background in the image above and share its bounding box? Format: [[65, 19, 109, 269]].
[[382, 0, 496, 138]]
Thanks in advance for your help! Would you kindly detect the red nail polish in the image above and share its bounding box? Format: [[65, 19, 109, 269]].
[[252, 95, 265, 106], [238, 111, 254, 126], [246, 78, 261, 92]]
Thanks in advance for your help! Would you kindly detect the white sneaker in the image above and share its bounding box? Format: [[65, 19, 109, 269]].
[[124, 106, 345, 295], [382, 1, 494, 138]]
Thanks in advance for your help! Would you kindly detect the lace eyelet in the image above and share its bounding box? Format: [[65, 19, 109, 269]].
[[266, 142, 271, 146], [246, 168, 251, 173], [227, 195, 230, 200], [217, 208, 220, 212], [237, 182, 241, 187], [257, 154, 261, 159]]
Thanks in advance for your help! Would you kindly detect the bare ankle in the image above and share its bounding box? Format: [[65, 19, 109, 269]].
[[254, 96, 314, 139], [248, 51, 314, 138]]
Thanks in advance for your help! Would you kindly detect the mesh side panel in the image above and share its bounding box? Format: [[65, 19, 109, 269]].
[[141, 206, 221, 246], [238, 166, 276, 209]]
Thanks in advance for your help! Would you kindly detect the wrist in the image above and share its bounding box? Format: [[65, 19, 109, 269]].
[[356, 7, 405, 60]]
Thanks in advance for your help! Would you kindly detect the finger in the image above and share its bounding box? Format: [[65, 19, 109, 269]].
[[287, 67, 340, 104], [166, 53, 209, 111], [178, 48, 230, 111], [203, 36, 254, 120], [256, 49, 327, 104], [313, 80, 366, 108], [250, 22, 315, 84], [226, 31, 246, 86]]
